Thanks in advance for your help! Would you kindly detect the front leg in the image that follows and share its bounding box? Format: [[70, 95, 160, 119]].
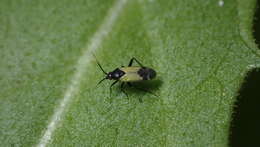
[[120, 82, 128, 98], [110, 80, 119, 97]]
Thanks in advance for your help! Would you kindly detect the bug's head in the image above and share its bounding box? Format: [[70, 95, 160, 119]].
[[93, 54, 124, 85], [105, 69, 124, 80], [97, 71, 119, 85], [106, 72, 113, 80], [98, 71, 116, 85]]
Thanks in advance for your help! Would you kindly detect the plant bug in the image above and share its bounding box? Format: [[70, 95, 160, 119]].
[[94, 55, 157, 97]]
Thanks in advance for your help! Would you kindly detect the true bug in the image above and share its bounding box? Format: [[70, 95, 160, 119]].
[[95, 56, 157, 97]]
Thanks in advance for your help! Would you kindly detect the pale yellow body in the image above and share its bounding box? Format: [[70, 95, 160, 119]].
[[119, 66, 142, 82]]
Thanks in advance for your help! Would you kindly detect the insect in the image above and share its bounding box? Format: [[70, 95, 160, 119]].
[[95, 56, 157, 97]]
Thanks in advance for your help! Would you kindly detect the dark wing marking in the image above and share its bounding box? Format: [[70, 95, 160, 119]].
[[137, 67, 156, 80]]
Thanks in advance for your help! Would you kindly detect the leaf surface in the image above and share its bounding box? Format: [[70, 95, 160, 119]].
[[0, 0, 259, 146]]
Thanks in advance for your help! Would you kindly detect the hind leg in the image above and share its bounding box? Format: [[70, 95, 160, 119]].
[[127, 82, 157, 97], [128, 57, 144, 67]]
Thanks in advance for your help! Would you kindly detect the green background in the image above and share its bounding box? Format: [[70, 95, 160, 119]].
[[0, 0, 259, 146]]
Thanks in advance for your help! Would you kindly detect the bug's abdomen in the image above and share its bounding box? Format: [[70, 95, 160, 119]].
[[137, 67, 156, 80]]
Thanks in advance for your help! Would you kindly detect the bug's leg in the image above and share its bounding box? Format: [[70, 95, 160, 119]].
[[128, 57, 144, 67], [128, 83, 158, 97], [120, 82, 128, 98], [110, 80, 119, 97], [128, 58, 134, 67], [127, 82, 132, 87], [127, 83, 142, 102], [138, 97, 143, 103]]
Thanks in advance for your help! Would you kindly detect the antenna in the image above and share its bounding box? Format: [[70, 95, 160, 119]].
[[92, 53, 107, 75], [97, 77, 107, 85]]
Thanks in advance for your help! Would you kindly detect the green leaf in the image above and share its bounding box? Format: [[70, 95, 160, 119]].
[[0, 0, 259, 146]]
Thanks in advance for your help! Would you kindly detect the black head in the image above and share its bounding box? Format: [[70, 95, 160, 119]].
[[106, 68, 125, 80], [94, 54, 125, 85]]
